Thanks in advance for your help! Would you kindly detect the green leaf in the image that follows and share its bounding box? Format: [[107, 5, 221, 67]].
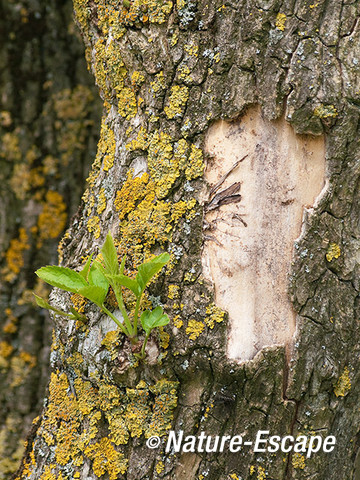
[[101, 232, 119, 276], [34, 294, 84, 320], [34, 293, 52, 310], [78, 286, 108, 307], [89, 261, 110, 292], [107, 274, 141, 297], [69, 307, 87, 321], [79, 253, 93, 280], [119, 255, 126, 275], [136, 253, 170, 291], [140, 306, 170, 335], [36, 266, 88, 293]]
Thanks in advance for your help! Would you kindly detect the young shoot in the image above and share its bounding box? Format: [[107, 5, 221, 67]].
[[35, 232, 170, 358]]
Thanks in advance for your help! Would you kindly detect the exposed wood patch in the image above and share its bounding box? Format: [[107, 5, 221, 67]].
[[202, 106, 326, 361]]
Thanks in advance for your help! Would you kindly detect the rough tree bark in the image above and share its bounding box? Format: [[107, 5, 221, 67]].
[[13, 1, 360, 479], [0, 1, 101, 477]]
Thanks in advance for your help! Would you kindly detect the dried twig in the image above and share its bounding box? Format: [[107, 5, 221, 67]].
[[209, 154, 248, 196]]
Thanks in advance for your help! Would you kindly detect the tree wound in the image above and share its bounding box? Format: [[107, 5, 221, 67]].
[[202, 106, 326, 361]]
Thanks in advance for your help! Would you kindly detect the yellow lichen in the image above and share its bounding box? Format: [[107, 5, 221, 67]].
[[98, 120, 116, 172], [168, 284, 180, 300], [184, 43, 199, 57], [334, 366, 351, 397], [126, 126, 148, 151], [74, 378, 98, 416], [159, 327, 170, 349], [99, 383, 122, 412], [156, 461, 165, 474], [10, 163, 31, 200], [151, 70, 166, 94], [0, 341, 14, 360], [117, 86, 137, 119], [0, 110, 12, 127], [131, 70, 145, 88], [97, 188, 107, 215], [106, 411, 129, 446], [204, 303, 225, 329], [115, 171, 151, 219], [58, 231, 70, 264], [15, 371, 178, 478], [10, 352, 37, 388], [257, 466, 266, 480], [73, 0, 91, 33], [275, 13, 287, 31], [37, 191, 67, 247], [314, 104, 338, 119], [326, 242, 341, 262], [87, 216, 101, 239], [125, 384, 150, 437], [172, 315, 183, 329], [84, 437, 128, 479], [146, 379, 178, 437], [292, 453, 306, 469], [39, 371, 82, 465], [170, 31, 179, 46], [178, 64, 191, 81], [93, 38, 126, 102], [101, 330, 121, 360], [185, 145, 204, 180], [0, 132, 21, 162], [186, 319, 205, 340], [3, 308, 18, 334], [71, 293, 87, 314], [147, 130, 179, 198], [2, 228, 30, 282], [164, 85, 189, 119]]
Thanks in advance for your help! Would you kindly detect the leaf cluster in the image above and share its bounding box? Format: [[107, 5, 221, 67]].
[[35, 232, 170, 357]]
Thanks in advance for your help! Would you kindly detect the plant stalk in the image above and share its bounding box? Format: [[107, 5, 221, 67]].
[[133, 293, 142, 337], [101, 304, 131, 337], [140, 332, 150, 358], [111, 283, 134, 336]]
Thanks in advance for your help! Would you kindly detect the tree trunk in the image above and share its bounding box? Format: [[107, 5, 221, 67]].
[[13, 1, 360, 479], [0, 1, 101, 477]]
